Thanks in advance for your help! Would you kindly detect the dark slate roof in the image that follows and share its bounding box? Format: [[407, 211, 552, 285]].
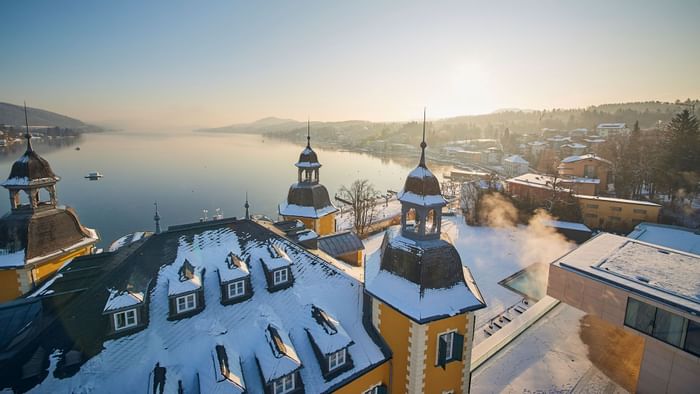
[[2, 150, 59, 188], [296, 146, 320, 167], [273, 220, 306, 233], [318, 231, 364, 257], [285, 183, 336, 210], [403, 165, 441, 197], [379, 230, 464, 290], [0, 207, 97, 262], [0, 298, 42, 361]]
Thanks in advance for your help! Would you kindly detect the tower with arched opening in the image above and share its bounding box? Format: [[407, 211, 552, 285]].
[[278, 122, 338, 235], [0, 119, 98, 301]]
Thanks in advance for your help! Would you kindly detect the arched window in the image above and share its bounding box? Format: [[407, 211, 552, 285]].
[[405, 208, 420, 233], [38, 188, 52, 205], [426, 209, 439, 234], [18, 190, 31, 207]]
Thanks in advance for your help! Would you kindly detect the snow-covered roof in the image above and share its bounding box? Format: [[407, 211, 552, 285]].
[[257, 324, 302, 383], [167, 260, 204, 296], [627, 223, 700, 255], [261, 244, 292, 271], [26, 219, 388, 393], [553, 233, 700, 314], [397, 190, 447, 206], [527, 141, 547, 146], [365, 228, 486, 323], [278, 202, 338, 219], [0, 248, 26, 268], [102, 289, 144, 313], [560, 154, 611, 164], [574, 195, 661, 207], [306, 305, 353, 356], [596, 123, 626, 129], [108, 232, 146, 252], [542, 220, 591, 233], [504, 155, 529, 165], [506, 173, 567, 191], [218, 252, 250, 283], [211, 342, 246, 393]]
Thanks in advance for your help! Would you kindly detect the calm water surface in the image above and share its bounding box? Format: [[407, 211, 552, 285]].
[[0, 131, 450, 246]]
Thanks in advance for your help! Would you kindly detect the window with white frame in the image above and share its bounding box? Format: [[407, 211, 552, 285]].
[[273, 373, 295, 394], [113, 308, 138, 330], [273, 268, 289, 286], [227, 280, 245, 299], [442, 331, 455, 360], [328, 348, 346, 371], [176, 293, 197, 313]]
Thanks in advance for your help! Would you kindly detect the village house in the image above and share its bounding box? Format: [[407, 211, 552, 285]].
[[576, 195, 661, 233], [557, 154, 613, 195], [502, 155, 530, 177]]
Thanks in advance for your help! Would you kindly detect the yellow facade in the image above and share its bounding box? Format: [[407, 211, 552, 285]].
[[424, 314, 470, 394], [0, 269, 21, 301], [333, 360, 391, 394], [373, 299, 473, 393], [378, 302, 412, 394], [577, 195, 661, 232], [0, 245, 93, 303], [337, 250, 363, 266], [283, 212, 336, 236]]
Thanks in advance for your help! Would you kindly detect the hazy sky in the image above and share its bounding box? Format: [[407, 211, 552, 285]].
[[1, 0, 699, 130]]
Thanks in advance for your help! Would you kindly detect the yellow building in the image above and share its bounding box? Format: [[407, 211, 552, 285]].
[[576, 194, 661, 233], [279, 124, 338, 235], [364, 129, 486, 393], [0, 132, 98, 302], [557, 154, 613, 195]]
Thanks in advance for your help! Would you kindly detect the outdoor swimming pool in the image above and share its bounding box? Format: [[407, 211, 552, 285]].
[[499, 263, 549, 301]]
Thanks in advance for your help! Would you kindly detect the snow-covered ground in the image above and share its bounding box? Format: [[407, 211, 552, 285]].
[[472, 304, 626, 394], [336, 197, 402, 231]]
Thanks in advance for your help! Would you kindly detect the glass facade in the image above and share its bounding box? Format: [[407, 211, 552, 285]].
[[624, 297, 699, 357]]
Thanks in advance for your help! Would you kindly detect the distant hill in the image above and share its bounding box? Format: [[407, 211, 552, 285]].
[[195, 117, 303, 134], [0, 102, 102, 131]]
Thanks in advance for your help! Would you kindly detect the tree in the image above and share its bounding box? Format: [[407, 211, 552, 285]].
[[659, 110, 700, 199], [338, 179, 379, 237]]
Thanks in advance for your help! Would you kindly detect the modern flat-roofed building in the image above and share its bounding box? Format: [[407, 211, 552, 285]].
[[547, 233, 700, 393], [576, 195, 661, 232]]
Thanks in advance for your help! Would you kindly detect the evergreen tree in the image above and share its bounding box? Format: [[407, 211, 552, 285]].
[[660, 110, 700, 198]]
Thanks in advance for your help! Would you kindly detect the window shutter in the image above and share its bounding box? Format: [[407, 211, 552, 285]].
[[376, 385, 388, 394], [438, 335, 447, 368], [453, 333, 464, 361]]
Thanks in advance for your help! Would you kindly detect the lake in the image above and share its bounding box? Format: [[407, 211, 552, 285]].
[[0, 131, 451, 247]]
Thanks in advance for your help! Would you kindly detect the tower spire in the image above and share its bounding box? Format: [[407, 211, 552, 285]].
[[419, 107, 427, 167], [244, 192, 250, 220], [23, 101, 33, 152], [306, 118, 311, 148], [153, 201, 161, 234]]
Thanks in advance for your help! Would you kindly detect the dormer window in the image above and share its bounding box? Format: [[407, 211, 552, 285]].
[[273, 373, 295, 394], [113, 309, 138, 331], [260, 244, 294, 291], [176, 293, 196, 314], [328, 348, 346, 371], [227, 280, 245, 299], [273, 268, 289, 286]]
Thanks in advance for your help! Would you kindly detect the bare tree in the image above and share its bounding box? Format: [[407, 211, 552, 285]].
[[338, 179, 379, 237]]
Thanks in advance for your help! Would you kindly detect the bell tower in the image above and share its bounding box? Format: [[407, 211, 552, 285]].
[[278, 120, 338, 235], [364, 110, 486, 394]]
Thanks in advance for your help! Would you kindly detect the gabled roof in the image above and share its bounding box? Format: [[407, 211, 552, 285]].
[[318, 231, 364, 258], [560, 154, 612, 164], [504, 155, 529, 165], [257, 324, 302, 383], [306, 305, 353, 356], [167, 259, 203, 296], [261, 243, 292, 271], [218, 252, 250, 283]]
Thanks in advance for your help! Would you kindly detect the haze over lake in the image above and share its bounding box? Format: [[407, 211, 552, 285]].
[[0, 131, 449, 247]]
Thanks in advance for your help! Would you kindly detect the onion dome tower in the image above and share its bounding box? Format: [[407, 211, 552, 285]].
[[364, 110, 485, 394], [0, 104, 98, 302], [278, 121, 338, 235]]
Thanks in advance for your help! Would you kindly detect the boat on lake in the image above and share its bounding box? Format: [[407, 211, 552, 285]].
[[85, 171, 103, 180]]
